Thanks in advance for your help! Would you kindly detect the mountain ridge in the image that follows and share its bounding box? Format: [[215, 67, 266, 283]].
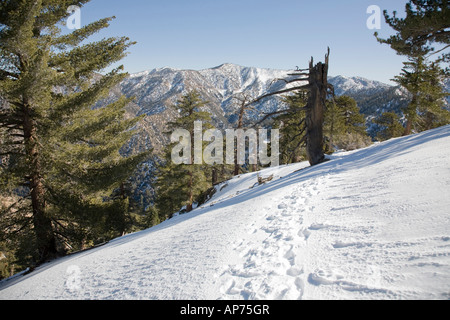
[[118, 63, 408, 155], [114, 63, 413, 203], [121, 63, 400, 120]]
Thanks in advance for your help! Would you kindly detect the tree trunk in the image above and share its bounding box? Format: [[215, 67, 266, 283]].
[[245, 49, 332, 167], [404, 118, 413, 136], [23, 102, 58, 263], [424, 112, 433, 131], [212, 168, 218, 185], [404, 94, 417, 136], [186, 169, 194, 212], [329, 109, 335, 152], [234, 146, 240, 176], [234, 107, 245, 176], [305, 58, 328, 166]]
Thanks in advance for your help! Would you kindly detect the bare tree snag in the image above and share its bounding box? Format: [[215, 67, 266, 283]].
[[305, 50, 330, 165], [248, 48, 333, 167]]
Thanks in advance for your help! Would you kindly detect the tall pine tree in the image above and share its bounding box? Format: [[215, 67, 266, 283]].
[[376, 0, 449, 135], [375, 0, 449, 62], [324, 96, 369, 152], [374, 111, 404, 141], [0, 0, 150, 264], [393, 57, 449, 133], [155, 91, 213, 219], [273, 91, 308, 164]]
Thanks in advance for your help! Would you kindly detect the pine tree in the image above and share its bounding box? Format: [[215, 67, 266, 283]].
[[273, 91, 308, 164], [376, 0, 449, 135], [324, 96, 369, 152], [324, 98, 344, 152], [375, 0, 449, 60], [0, 1, 150, 263], [394, 56, 449, 134], [394, 57, 424, 134], [415, 60, 450, 130], [155, 91, 213, 218], [374, 112, 405, 141], [142, 205, 160, 229]]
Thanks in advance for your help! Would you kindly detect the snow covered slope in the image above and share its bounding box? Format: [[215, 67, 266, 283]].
[[1, 126, 450, 300]]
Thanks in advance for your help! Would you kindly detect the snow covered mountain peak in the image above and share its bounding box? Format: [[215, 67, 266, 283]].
[[116, 63, 410, 158], [209, 62, 245, 71], [329, 75, 392, 96], [123, 64, 395, 110]]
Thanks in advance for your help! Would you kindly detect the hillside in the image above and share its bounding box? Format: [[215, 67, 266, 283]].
[[1, 125, 449, 300]]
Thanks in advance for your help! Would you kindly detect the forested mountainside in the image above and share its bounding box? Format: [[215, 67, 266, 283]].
[[118, 64, 414, 156], [110, 63, 423, 203]]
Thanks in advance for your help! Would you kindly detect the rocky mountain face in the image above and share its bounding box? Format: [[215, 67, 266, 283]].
[[328, 75, 412, 135], [119, 64, 291, 154], [110, 63, 417, 203], [117, 63, 414, 155]]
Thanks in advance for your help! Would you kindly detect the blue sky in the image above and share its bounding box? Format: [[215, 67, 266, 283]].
[[78, 0, 410, 84]]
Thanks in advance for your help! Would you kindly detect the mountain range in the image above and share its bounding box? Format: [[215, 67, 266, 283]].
[[115, 63, 415, 156], [105, 63, 418, 203]]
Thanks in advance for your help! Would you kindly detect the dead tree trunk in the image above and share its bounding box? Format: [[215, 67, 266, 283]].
[[247, 48, 333, 167], [305, 55, 329, 165]]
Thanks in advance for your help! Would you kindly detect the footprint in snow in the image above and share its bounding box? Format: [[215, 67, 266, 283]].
[[295, 277, 305, 300], [308, 223, 328, 231], [298, 229, 312, 241], [308, 269, 345, 286], [286, 267, 303, 277], [220, 278, 236, 294], [332, 240, 371, 249], [281, 210, 293, 217], [283, 246, 296, 266]]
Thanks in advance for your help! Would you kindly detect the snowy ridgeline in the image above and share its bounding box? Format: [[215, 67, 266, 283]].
[[121, 63, 399, 122], [1, 125, 450, 300]]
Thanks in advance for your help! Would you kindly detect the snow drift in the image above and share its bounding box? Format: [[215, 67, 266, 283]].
[[1, 125, 450, 300]]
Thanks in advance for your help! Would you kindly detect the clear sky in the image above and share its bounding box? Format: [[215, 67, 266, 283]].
[[78, 0, 410, 85]]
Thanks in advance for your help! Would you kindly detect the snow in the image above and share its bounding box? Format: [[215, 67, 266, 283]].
[[329, 75, 392, 96], [1, 125, 450, 300]]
